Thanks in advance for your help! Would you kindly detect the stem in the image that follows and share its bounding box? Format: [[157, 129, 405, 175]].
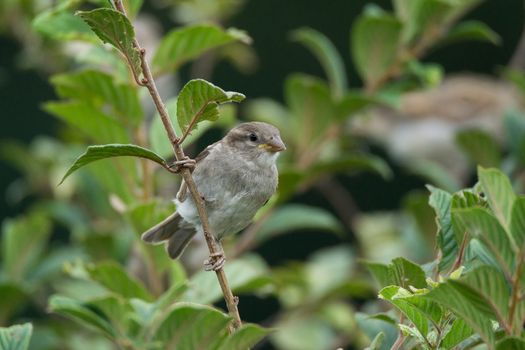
[[391, 314, 406, 350], [112, 0, 242, 330], [508, 250, 524, 335], [449, 232, 468, 275]]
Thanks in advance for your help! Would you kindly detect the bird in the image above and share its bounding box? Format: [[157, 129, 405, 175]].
[[141, 122, 285, 270]]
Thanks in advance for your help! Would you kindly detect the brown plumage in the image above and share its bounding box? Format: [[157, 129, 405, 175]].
[[141, 122, 285, 259]]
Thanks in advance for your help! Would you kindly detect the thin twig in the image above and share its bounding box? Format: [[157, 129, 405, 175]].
[[449, 232, 468, 274], [391, 314, 406, 350], [112, 0, 242, 330], [508, 250, 525, 335]]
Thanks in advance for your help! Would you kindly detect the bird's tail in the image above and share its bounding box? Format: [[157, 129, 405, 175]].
[[141, 212, 196, 259]]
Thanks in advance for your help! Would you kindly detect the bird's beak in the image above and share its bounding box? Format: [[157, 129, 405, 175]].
[[259, 136, 286, 153]]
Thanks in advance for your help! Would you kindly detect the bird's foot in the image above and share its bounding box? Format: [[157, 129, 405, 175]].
[[169, 156, 196, 173], [204, 252, 225, 271]]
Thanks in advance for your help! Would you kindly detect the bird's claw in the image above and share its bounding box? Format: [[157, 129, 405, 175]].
[[169, 156, 196, 173], [204, 252, 225, 271]]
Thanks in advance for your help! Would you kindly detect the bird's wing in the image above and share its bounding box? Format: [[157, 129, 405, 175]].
[[176, 141, 218, 202]]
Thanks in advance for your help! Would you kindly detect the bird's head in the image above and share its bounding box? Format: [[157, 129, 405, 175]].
[[225, 122, 286, 163]]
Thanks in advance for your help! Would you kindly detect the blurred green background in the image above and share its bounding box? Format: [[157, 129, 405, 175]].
[[1, 0, 525, 349]]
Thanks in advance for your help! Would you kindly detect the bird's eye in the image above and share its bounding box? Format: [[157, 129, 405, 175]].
[[248, 133, 258, 142]]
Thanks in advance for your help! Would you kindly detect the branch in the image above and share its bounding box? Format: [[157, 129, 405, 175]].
[[112, 0, 242, 330], [508, 249, 525, 335]]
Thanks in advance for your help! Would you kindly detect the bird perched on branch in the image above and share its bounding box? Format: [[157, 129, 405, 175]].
[[141, 122, 285, 270]]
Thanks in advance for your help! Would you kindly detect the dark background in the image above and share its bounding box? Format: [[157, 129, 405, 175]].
[[1, 0, 523, 344], [2, 0, 522, 229]]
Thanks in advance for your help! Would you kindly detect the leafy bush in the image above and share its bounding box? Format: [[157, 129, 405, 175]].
[[0, 0, 519, 349], [366, 167, 525, 349]]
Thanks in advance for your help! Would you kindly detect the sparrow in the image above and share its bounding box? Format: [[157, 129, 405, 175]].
[[141, 122, 285, 270]]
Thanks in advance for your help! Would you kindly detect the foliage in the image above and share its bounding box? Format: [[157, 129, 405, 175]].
[[0, 0, 514, 349], [0, 323, 33, 350], [368, 167, 525, 349]]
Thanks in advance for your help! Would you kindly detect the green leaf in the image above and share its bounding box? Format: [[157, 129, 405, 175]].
[[403, 291, 444, 324], [478, 166, 517, 233], [83, 157, 136, 204], [48, 295, 116, 338], [176, 79, 244, 137], [424, 280, 495, 345], [256, 204, 344, 243], [153, 303, 231, 349], [32, 0, 96, 42], [510, 197, 525, 249], [389, 257, 427, 289], [365, 262, 392, 288], [379, 286, 429, 338], [86, 261, 153, 301], [451, 190, 483, 210], [401, 0, 454, 44], [88, 295, 136, 333], [364, 258, 427, 290], [456, 129, 501, 168], [462, 266, 510, 321], [398, 324, 428, 347], [290, 27, 347, 97], [365, 332, 385, 350], [440, 318, 473, 349], [0, 323, 33, 350], [154, 282, 188, 315], [447, 0, 483, 20], [2, 211, 52, 281], [153, 24, 251, 74], [406, 60, 443, 88], [427, 186, 457, 272], [351, 7, 402, 87], [285, 73, 335, 137], [452, 207, 514, 275], [59, 144, 167, 185], [149, 97, 228, 158], [50, 70, 143, 125], [214, 324, 270, 350], [497, 337, 525, 350], [392, 0, 411, 20], [442, 20, 501, 46], [44, 101, 130, 144], [77, 9, 142, 78]]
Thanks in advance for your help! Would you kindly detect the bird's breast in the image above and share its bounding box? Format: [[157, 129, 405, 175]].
[[178, 155, 277, 239]]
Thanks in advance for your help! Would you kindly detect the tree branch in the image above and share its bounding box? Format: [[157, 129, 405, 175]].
[[112, 0, 242, 331]]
